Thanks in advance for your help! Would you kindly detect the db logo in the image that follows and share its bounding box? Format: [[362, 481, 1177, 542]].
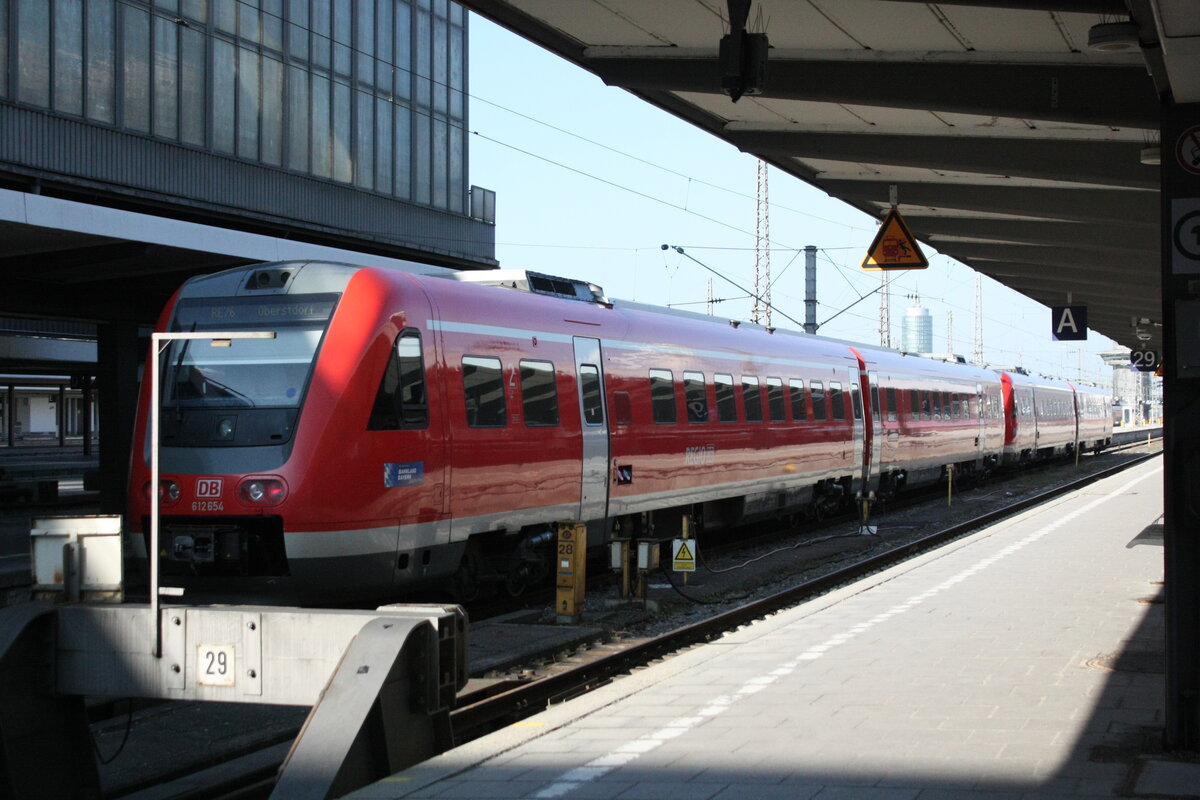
[[196, 478, 224, 498]]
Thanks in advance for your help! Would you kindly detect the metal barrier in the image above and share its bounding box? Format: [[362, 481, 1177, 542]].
[[0, 601, 468, 799]]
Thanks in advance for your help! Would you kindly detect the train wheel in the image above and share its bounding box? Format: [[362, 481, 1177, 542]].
[[504, 569, 528, 598], [451, 543, 482, 603]]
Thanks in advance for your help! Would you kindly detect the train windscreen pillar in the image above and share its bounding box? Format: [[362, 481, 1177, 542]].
[[1162, 98, 1200, 753], [556, 521, 587, 624]]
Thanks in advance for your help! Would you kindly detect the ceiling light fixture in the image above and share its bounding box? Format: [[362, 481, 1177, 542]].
[[1087, 21, 1140, 52]]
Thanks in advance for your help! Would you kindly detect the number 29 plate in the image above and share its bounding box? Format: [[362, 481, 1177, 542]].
[[198, 644, 236, 687]]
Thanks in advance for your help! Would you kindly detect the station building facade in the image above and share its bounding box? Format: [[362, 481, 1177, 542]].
[[0, 0, 494, 503]]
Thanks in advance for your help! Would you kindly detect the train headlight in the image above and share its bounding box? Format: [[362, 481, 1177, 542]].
[[144, 480, 181, 505], [238, 477, 287, 506]]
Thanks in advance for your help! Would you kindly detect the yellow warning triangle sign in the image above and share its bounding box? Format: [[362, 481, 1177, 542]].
[[675, 541, 694, 561], [861, 207, 929, 270]]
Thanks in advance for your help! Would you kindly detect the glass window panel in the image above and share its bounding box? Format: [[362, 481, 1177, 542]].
[[262, 0, 282, 51], [741, 376, 762, 422], [369, 330, 427, 430], [449, 21, 463, 118], [811, 381, 827, 421], [850, 383, 862, 420], [310, 72, 330, 176], [683, 371, 707, 423], [333, 0, 351, 76], [155, 0, 179, 12], [182, 0, 207, 23], [394, 103, 411, 198], [830, 382, 845, 421], [885, 387, 897, 421], [520, 360, 559, 427], [375, 96, 393, 193], [394, 2, 411, 100], [85, 0, 114, 122], [311, 0, 330, 68], [54, 0, 84, 115], [152, 15, 178, 139], [286, 0, 308, 60], [714, 373, 737, 422], [432, 15, 447, 114], [237, 45, 260, 159], [789, 379, 807, 422], [449, 122, 463, 212], [239, 0, 260, 43], [377, 0, 393, 95], [432, 117, 447, 208], [332, 79, 351, 181], [766, 377, 785, 422], [909, 389, 919, 420], [286, 65, 309, 171], [462, 356, 505, 428], [414, 112, 430, 204], [122, 5, 151, 132], [415, 7, 430, 106], [18, 0, 51, 106], [649, 369, 676, 424], [212, 38, 235, 152], [213, 0, 235, 33], [355, 0, 373, 83], [355, 89, 373, 188], [261, 54, 283, 165], [579, 365, 604, 426], [179, 26, 205, 145]]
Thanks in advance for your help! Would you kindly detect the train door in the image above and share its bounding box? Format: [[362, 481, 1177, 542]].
[[974, 382, 985, 469], [864, 371, 883, 496], [573, 337, 610, 524]]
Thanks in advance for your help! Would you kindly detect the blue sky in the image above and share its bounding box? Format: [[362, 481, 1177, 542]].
[[465, 14, 1119, 386]]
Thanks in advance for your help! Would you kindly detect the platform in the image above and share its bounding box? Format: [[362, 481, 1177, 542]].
[[347, 455, 1197, 800]]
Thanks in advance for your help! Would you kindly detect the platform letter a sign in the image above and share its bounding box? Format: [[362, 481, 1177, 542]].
[[1052, 305, 1087, 341]]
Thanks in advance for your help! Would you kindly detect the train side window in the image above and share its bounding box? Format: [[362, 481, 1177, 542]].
[[870, 386, 881, 420], [683, 371, 708, 423], [520, 360, 559, 427], [580, 365, 605, 426], [811, 380, 827, 421], [931, 391, 942, 420], [951, 393, 961, 419], [789, 379, 807, 422], [649, 368, 677, 424], [885, 387, 897, 422], [830, 381, 845, 421], [909, 390, 919, 421], [714, 373, 738, 422], [463, 355, 506, 428], [742, 376, 763, 422], [850, 382, 863, 420], [921, 391, 930, 420], [368, 330, 428, 430], [766, 377, 786, 422]]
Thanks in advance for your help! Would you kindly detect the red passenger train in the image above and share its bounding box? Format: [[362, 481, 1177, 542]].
[[127, 261, 1112, 603]]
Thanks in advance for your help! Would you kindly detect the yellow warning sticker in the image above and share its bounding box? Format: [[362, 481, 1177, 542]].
[[672, 539, 696, 572], [861, 207, 929, 270]]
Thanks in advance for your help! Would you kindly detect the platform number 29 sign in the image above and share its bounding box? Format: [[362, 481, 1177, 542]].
[[1130, 349, 1159, 373]]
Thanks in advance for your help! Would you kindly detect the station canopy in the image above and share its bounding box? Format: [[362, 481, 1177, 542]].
[[460, 0, 1200, 358]]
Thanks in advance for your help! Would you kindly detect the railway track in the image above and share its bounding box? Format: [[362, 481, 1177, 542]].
[[102, 444, 1160, 799]]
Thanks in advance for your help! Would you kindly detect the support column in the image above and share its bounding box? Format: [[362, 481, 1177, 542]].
[[1161, 99, 1200, 752], [97, 321, 143, 514]]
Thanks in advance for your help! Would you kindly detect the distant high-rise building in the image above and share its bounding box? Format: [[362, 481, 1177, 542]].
[[902, 301, 933, 354]]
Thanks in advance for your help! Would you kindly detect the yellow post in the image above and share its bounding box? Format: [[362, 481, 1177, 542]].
[[947, 464, 954, 507], [556, 521, 587, 624]]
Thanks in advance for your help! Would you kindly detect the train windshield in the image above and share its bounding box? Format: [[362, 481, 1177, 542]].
[[162, 294, 339, 409]]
